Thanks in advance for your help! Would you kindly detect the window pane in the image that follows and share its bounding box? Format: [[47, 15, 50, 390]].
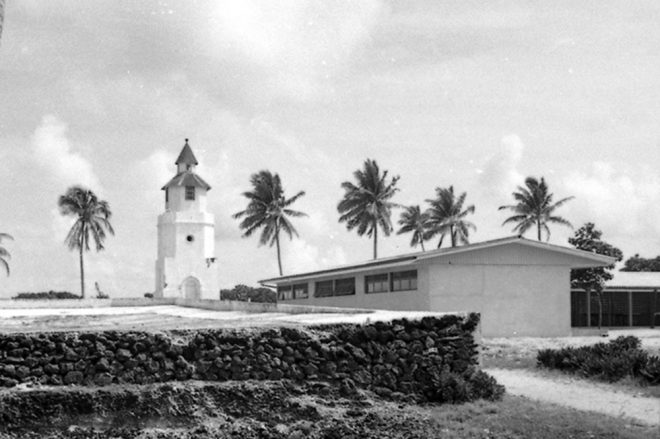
[[293, 283, 308, 299], [335, 277, 355, 296], [365, 273, 388, 294], [277, 285, 293, 301], [315, 280, 333, 297], [185, 186, 195, 200], [391, 270, 417, 291]]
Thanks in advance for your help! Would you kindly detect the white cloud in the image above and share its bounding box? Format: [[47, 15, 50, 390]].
[[204, 0, 384, 100], [478, 134, 525, 198], [563, 163, 660, 253], [31, 115, 101, 190], [284, 239, 347, 273]]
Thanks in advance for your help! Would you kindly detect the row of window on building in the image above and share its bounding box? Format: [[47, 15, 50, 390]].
[[570, 290, 660, 327], [277, 270, 417, 301]]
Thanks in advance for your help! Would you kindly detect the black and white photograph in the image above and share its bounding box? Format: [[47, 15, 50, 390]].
[[0, 1, 659, 437]]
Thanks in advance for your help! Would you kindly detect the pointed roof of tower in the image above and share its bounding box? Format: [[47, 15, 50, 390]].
[[175, 139, 198, 166]]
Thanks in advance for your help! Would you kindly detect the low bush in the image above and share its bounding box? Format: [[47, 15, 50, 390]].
[[12, 291, 80, 300], [220, 284, 276, 303], [537, 336, 660, 385]]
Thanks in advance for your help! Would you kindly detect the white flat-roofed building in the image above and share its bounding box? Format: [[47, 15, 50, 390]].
[[261, 236, 615, 337]]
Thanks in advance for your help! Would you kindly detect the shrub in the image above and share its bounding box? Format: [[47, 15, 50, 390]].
[[144, 293, 154, 299], [537, 336, 659, 385], [423, 365, 504, 404], [12, 291, 80, 300], [220, 284, 276, 303]]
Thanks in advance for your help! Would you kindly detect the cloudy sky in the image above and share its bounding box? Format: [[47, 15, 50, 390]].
[[1, 1, 659, 297]]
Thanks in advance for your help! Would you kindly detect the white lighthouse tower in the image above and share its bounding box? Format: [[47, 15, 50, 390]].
[[155, 139, 218, 299]]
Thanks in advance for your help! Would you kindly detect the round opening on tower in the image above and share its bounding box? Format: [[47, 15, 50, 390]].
[[186, 235, 194, 242]]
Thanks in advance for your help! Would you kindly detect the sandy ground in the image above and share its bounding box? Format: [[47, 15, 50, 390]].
[[0, 305, 445, 332], [486, 368, 660, 427]]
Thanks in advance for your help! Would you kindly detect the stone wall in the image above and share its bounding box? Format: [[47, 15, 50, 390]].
[[0, 313, 492, 400]]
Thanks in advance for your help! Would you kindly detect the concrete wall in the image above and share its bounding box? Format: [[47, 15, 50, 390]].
[[277, 265, 430, 311], [274, 243, 576, 337], [426, 262, 571, 337]]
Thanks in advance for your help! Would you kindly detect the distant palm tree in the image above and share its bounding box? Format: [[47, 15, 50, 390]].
[[58, 186, 115, 298], [499, 176, 574, 241], [397, 205, 432, 252], [338, 159, 399, 259], [233, 170, 306, 276], [0, 232, 13, 276], [426, 186, 476, 248]]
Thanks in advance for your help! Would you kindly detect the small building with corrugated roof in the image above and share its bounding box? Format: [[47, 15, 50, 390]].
[[260, 236, 615, 337]]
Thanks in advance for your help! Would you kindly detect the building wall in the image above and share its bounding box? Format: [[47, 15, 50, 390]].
[[425, 262, 571, 337], [275, 242, 576, 337], [155, 192, 218, 300], [278, 264, 430, 311]]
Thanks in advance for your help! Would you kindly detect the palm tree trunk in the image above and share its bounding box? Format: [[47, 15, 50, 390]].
[[373, 221, 378, 259], [537, 219, 542, 241], [450, 226, 456, 247], [420, 239, 425, 252], [275, 232, 283, 276], [79, 245, 85, 299]]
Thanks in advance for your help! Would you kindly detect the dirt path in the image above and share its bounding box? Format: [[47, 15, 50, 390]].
[[486, 368, 660, 427]]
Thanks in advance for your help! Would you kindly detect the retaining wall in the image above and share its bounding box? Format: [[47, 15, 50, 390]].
[[0, 313, 492, 400]]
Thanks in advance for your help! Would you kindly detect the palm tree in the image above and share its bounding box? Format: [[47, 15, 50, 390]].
[[58, 186, 115, 298], [499, 176, 574, 241], [337, 159, 400, 259], [233, 170, 306, 276], [397, 205, 432, 252], [425, 186, 476, 248], [0, 232, 13, 276]]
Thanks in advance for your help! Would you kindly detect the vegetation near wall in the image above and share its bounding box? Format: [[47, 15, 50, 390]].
[[219, 284, 276, 303], [12, 291, 80, 300], [537, 336, 660, 385], [0, 313, 502, 404]]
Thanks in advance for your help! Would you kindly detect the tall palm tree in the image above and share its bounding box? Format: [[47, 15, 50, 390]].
[[426, 186, 476, 248], [0, 232, 13, 276], [338, 159, 399, 259], [397, 205, 432, 252], [233, 170, 306, 276], [499, 176, 574, 241], [58, 186, 115, 298]]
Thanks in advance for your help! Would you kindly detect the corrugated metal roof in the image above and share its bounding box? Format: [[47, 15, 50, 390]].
[[260, 236, 617, 284], [606, 271, 660, 289], [161, 171, 211, 190], [175, 140, 198, 165]]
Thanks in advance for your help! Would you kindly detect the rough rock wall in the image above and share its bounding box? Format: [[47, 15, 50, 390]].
[[0, 314, 483, 398]]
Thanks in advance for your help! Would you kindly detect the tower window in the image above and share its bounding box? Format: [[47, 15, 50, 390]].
[[185, 186, 195, 200]]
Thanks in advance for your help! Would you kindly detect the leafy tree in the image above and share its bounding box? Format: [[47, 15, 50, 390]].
[[397, 205, 432, 251], [499, 176, 574, 241], [569, 223, 623, 328], [219, 284, 276, 303], [337, 159, 399, 259], [0, 232, 13, 276], [425, 186, 476, 248], [58, 186, 115, 299], [233, 170, 306, 276], [621, 254, 660, 272]]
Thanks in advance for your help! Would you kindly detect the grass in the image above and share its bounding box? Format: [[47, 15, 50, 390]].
[[480, 336, 660, 399], [429, 395, 657, 439], [1, 380, 656, 438]]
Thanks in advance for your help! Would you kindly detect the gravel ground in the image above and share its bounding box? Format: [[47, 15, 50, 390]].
[[0, 305, 448, 333]]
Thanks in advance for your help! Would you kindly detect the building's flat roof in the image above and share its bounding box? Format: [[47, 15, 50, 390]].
[[260, 236, 617, 284], [606, 271, 660, 289]]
